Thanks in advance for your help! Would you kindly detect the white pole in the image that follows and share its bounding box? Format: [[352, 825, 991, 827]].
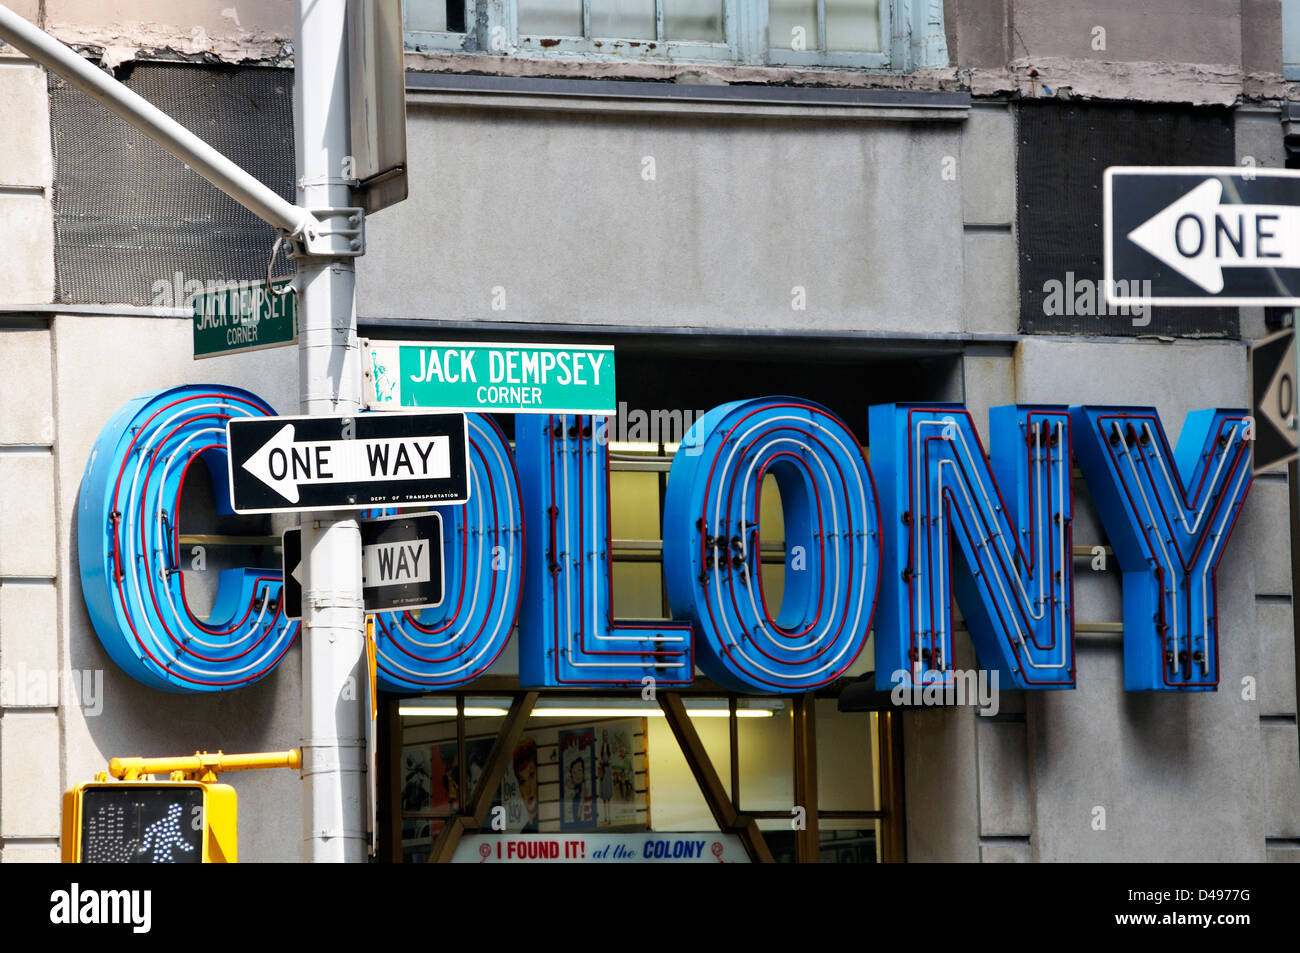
[[293, 0, 367, 863], [0, 4, 314, 238], [0, 0, 369, 863]]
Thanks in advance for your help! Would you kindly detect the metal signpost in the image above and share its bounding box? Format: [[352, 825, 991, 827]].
[[192, 277, 298, 358], [283, 513, 445, 620], [365, 340, 617, 414], [0, 0, 411, 862], [290, 0, 369, 866]]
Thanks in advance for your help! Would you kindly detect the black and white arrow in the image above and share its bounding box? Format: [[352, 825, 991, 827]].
[[241, 423, 451, 503], [1128, 178, 1300, 293]]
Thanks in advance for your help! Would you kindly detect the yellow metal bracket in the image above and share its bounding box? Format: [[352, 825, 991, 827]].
[[109, 748, 302, 782]]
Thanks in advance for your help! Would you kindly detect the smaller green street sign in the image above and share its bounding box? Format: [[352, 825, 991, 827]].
[[364, 340, 616, 415], [193, 277, 297, 359]]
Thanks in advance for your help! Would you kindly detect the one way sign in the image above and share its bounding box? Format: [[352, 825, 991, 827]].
[[1105, 166, 1300, 307], [1251, 328, 1299, 474], [282, 512, 445, 619], [227, 412, 469, 514]]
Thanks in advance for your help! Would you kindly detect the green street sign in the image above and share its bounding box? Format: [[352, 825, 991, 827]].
[[192, 277, 297, 359], [364, 340, 616, 415]]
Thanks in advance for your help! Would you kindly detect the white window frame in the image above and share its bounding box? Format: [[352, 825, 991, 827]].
[[763, 0, 889, 70], [404, 0, 479, 53], [1286, 0, 1300, 80], [511, 0, 739, 63], [403, 0, 947, 71]]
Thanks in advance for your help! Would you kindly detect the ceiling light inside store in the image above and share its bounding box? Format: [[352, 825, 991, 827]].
[[398, 698, 784, 718]]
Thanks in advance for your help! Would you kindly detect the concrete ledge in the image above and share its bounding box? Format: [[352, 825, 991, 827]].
[[406, 72, 971, 121]]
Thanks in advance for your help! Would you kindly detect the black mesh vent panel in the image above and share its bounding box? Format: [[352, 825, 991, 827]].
[[49, 63, 295, 306], [1016, 100, 1237, 338]]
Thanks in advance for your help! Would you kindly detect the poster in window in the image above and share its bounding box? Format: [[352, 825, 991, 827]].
[[400, 745, 432, 815], [595, 724, 639, 828], [559, 728, 597, 831], [430, 738, 494, 813], [499, 735, 541, 832]]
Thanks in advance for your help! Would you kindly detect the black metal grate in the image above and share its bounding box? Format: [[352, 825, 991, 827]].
[[1016, 99, 1237, 338], [49, 62, 295, 307]]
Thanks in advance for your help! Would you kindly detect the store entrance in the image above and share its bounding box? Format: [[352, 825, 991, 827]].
[[379, 683, 905, 863]]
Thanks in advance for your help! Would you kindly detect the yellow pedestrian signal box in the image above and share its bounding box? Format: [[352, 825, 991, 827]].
[[62, 781, 237, 863], [61, 749, 298, 863]]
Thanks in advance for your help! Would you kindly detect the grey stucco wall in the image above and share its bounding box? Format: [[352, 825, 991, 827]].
[[954, 0, 1285, 104], [359, 100, 978, 335], [1011, 0, 1244, 65]]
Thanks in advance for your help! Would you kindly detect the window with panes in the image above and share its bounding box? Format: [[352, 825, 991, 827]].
[[403, 0, 945, 70]]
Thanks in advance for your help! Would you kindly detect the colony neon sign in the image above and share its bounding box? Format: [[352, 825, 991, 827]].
[[78, 388, 297, 692], [78, 385, 1252, 696]]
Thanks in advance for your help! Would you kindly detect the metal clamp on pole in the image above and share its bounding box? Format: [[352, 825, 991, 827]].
[[290, 206, 367, 259]]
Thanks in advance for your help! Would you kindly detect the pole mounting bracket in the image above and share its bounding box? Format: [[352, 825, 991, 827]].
[[288, 206, 366, 259]]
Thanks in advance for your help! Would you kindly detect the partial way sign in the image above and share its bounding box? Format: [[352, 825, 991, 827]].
[[226, 411, 469, 514], [1104, 166, 1300, 307], [363, 340, 616, 414], [1250, 327, 1299, 474], [193, 277, 297, 358], [281, 512, 445, 619]]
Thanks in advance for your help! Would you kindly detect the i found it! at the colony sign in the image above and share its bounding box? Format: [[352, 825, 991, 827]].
[[78, 385, 1253, 696]]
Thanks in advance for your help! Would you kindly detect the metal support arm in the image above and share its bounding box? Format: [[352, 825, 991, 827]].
[[109, 749, 303, 783], [0, 4, 318, 243]]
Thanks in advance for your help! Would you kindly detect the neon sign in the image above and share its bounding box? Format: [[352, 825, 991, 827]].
[[871, 404, 1075, 690], [663, 398, 880, 693], [78, 386, 297, 692], [80, 387, 1253, 695], [516, 414, 694, 688], [1071, 406, 1252, 691]]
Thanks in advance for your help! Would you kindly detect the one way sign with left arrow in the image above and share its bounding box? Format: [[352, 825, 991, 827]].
[[226, 411, 469, 513], [1105, 166, 1300, 307]]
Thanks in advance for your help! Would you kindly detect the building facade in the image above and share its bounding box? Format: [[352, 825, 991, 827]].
[[0, 0, 1297, 862]]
